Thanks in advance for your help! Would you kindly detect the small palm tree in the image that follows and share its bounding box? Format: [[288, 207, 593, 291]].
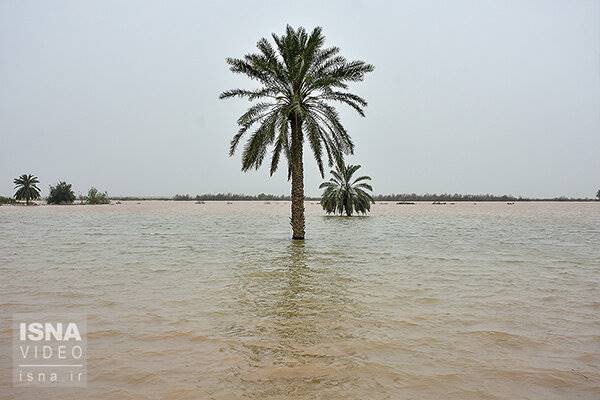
[[220, 25, 373, 239], [319, 157, 374, 216], [13, 174, 41, 205], [596, 189, 600, 200]]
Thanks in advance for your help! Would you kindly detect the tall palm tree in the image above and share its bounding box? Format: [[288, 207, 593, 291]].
[[13, 174, 41, 205], [220, 25, 373, 239], [319, 157, 374, 216]]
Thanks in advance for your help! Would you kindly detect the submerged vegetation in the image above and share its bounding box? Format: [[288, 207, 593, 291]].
[[13, 174, 41, 205], [84, 187, 110, 205], [373, 193, 597, 202], [115, 193, 598, 202], [173, 193, 295, 201], [197, 193, 292, 201], [4, 186, 597, 205], [320, 157, 374, 216], [173, 194, 193, 201], [0, 196, 16, 205], [220, 25, 373, 239], [47, 181, 76, 205]]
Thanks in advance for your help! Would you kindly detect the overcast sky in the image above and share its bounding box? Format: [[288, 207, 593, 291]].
[[1, 0, 598, 197]]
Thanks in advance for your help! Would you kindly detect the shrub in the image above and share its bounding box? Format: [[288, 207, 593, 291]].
[[47, 181, 76, 204], [0, 196, 16, 205], [85, 187, 110, 204]]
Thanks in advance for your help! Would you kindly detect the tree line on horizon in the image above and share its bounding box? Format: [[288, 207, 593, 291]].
[[373, 193, 599, 202], [165, 192, 599, 202], [3, 176, 598, 205]]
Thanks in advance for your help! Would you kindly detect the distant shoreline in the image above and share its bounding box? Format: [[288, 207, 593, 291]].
[[3, 193, 598, 205], [109, 194, 598, 202]]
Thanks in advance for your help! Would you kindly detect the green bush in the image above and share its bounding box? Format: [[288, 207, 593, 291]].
[[0, 196, 16, 205], [47, 181, 76, 204], [85, 187, 110, 205]]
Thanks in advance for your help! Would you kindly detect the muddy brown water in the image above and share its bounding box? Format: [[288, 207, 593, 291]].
[[1, 201, 599, 399]]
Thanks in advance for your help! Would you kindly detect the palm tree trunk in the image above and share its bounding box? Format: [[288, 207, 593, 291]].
[[290, 115, 305, 240]]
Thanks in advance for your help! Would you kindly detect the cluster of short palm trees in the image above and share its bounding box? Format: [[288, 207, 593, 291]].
[[12, 174, 109, 205], [221, 25, 375, 239]]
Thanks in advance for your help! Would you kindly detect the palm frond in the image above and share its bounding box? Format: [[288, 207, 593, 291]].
[[220, 25, 372, 176]]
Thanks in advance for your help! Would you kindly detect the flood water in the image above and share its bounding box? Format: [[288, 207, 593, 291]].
[[1, 201, 599, 399]]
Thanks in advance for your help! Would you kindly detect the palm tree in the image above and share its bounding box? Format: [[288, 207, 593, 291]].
[[596, 189, 600, 200], [13, 174, 41, 205], [220, 25, 373, 239], [319, 157, 374, 216]]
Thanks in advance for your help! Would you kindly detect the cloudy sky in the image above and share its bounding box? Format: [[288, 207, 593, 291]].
[[1, 0, 598, 197]]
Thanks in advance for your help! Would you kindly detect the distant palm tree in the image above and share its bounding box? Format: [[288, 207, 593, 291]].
[[13, 174, 41, 205], [319, 157, 374, 216], [596, 189, 600, 200], [220, 25, 373, 239]]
